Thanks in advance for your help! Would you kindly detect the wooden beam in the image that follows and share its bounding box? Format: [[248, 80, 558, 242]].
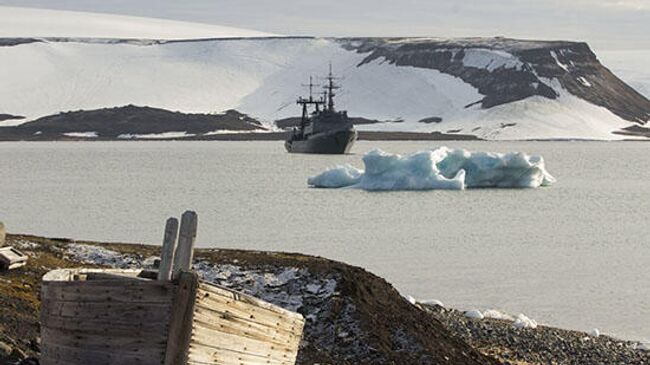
[[0, 221, 5, 246], [172, 211, 197, 278], [158, 217, 179, 281], [164, 271, 199, 365]]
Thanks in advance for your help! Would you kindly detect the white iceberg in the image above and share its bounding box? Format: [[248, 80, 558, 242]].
[[308, 147, 556, 191]]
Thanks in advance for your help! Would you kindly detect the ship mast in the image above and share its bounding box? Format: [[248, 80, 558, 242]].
[[325, 63, 340, 111]]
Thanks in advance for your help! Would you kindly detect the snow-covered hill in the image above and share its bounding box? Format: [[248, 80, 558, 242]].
[[0, 6, 274, 39], [0, 8, 648, 140]]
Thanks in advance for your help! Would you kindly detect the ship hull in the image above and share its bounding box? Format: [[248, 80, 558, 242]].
[[285, 129, 357, 154]]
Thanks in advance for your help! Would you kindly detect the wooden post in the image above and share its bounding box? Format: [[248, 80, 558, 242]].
[[0, 222, 5, 246], [158, 218, 179, 281], [172, 211, 197, 278], [163, 271, 199, 365]]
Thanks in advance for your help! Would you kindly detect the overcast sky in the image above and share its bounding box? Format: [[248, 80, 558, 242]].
[[0, 0, 648, 50]]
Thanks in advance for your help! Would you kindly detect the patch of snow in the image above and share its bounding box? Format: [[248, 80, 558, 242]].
[[461, 48, 524, 71], [117, 131, 195, 139], [203, 129, 268, 135], [483, 309, 514, 321], [550, 50, 570, 72], [513, 313, 538, 329], [13, 240, 40, 250], [193, 261, 337, 313], [577, 76, 592, 87], [63, 131, 98, 138], [308, 147, 555, 191], [0, 118, 26, 127], [65, 243, 142, 268], [590, 328, 600, 337], [0, 6, 275, 39], [406, 295, 418, 305], [420, 299, 445, 307], [464, 309, 484, 319]]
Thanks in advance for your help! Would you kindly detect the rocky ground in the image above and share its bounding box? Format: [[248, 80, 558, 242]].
[[0, 234, 648, 365], [422, 304, 649, 365]]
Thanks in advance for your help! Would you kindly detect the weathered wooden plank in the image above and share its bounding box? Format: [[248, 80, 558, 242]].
[[198, 282, 303, 320], [41, 342, 165, 365], [187, 339, 298, 365], [191, 325, 298, 360], [172, 211, 197, 278], [192, 308, 301, 346], [41, 327, 168, 354], [163, 271, 199, 365], [41, 314, 168, 336], [0, 221, 5, 246], [41, 301, 171, 322], [194, 290, 303, 332], [44, 268, 143, 282], [158, 217, 178, 281], [42, 280, 176, 303]]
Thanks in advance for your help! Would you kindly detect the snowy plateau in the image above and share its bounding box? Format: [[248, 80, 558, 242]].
[[0, 6, 649, 140]]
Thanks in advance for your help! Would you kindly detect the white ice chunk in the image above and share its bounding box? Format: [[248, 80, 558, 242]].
[[308, 164, 364, 188], [464, 309, 484, 319], [590, 328, 600, 337], [513, 313, 538, 329], [483, 309, 514, 321], [308, 147, 556, 191], [421, 299, 445, 308]]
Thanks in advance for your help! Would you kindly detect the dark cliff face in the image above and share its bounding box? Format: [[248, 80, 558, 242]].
[[339, 37, 650, 124]]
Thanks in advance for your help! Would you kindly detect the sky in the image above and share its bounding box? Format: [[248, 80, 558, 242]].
[[0, 0, 648, 50]]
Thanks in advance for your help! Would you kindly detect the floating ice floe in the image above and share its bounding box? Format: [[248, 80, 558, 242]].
[[513, 313, 538, 329], [308, 147, 556, 191]]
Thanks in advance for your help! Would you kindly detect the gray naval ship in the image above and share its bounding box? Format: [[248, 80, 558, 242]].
[[285, 67, 357, 154]]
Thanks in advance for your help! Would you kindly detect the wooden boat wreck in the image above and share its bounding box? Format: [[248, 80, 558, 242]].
[[39, 211, 305, 365]]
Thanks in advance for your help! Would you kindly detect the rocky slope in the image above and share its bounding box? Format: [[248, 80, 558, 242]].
[[342, 37, 650, 124], [1, 34, 648, 140], [2, 234, 648, 365], [0, 234, 495, 365]]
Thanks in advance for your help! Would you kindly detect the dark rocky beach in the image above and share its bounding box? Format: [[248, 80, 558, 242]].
[[0, 233, 647, 365]]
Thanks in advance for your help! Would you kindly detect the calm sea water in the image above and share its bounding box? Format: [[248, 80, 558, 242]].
[[1, 141, 648, 341]]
